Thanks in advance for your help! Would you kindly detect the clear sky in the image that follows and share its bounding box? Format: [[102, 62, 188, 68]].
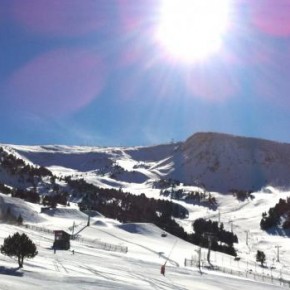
[[1, 0, 290, 146]]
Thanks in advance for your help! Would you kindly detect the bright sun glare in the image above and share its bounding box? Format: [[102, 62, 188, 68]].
[[157, 0, 230, 62]]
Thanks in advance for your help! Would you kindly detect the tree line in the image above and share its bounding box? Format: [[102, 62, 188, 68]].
[[0, 148, 52, 179], [67, 177, 237, 256], [190, 218, 238, 256], [260, 197, 290, 230], [160, 189, 217, 209]]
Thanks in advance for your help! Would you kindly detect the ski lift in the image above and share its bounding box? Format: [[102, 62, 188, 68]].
[[161, 231, 167, 237]]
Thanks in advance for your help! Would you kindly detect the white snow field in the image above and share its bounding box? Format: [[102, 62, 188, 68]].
[[0, 192, 289, 290], [2, 134, 290, 289], [10, 132, 290, 193]]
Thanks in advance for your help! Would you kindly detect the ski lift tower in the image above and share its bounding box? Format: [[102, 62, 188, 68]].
[[203, 232, 216, 267]]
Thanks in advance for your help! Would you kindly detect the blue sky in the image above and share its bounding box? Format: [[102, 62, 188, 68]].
[[1, 0, 290, 146]]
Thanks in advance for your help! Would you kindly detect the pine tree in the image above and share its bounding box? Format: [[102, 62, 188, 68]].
[[1, 232, 38, 268], [256, 250, 266, 267]]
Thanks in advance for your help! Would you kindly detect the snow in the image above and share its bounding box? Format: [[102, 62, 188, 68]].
[[0, 191, 290, 289], [8, 132, 290, 193], [1, 133, 290, 289]]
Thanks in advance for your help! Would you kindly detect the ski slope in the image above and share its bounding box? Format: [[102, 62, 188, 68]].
[[0, 193, 289, 289]]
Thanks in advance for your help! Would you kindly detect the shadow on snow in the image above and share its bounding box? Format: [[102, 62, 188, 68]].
[[0, 266, 24, 277]]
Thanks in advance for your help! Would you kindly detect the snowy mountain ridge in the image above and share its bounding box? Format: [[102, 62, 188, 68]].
[[7, 132, 290, 193]]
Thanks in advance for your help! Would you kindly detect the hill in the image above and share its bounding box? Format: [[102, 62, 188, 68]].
[[8, 132, 290, 192], [0, 192, 290, 289], [169, 132, 290, 192], [1, 133, 290, 288]]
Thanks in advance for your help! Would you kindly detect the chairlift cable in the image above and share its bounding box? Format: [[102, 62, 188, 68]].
[[165, 239, 178, 265]]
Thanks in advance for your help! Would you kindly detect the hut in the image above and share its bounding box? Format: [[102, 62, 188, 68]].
[[53, 230, 70, 250], [40, 207, 51, 213]]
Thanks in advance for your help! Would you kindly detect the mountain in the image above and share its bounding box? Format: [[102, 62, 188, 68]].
[[1, 133, 290, 289], [7, 132, 290, 193], [169, 132, 290, 192]]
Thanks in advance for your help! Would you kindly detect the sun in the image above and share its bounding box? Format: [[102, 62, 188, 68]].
[[156, 0, 230, 62]]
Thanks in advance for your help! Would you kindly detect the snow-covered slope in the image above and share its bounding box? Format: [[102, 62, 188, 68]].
[[169, 132, 290, 192], [8, 132, 290, 192], [1, 133, 290, 289], [0, 192, 289, 290]]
